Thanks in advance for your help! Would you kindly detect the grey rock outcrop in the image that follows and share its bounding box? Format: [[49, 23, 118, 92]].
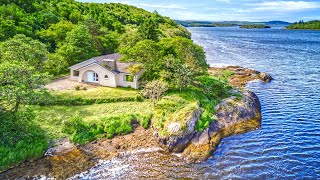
[[154, 109, 202, 153]]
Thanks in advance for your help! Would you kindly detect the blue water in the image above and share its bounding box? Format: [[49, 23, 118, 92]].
[[189, 27, 320, 179]]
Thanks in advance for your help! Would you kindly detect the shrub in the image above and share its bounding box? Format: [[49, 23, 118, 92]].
[[136, 113, 153, 129], [75, 85, 81, 91], [142, 80, 168, 105]]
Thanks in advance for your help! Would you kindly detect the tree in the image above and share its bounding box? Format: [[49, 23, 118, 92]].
[[141, 80, 168, 105], [0, 61, 50, 112], [37, 20, 76, 51], [121, 39, 163, 80], [57, 24, 99, 65], [0, 34, 48, 70], [138, 17, 159, 41], [160, 37, 208, 77], [43, 53, 68, 76], [173, 64, 195, 91]]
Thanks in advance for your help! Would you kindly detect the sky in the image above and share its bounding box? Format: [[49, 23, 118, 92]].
[[77, 0, 320, 22]]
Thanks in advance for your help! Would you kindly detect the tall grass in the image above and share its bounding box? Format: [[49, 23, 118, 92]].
[[0, 110, 48, 171]]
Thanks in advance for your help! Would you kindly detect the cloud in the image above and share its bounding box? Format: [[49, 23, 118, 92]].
[[215, 0, 231, 3], [134, 3, 188, 10], [246, 1, 320, 11]]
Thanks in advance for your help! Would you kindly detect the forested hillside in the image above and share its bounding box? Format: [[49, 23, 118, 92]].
[[0, 0, 192, 76], [287, 20, 320, 30]]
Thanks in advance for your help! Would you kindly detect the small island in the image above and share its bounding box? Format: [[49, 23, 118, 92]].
[[240, 24, 271, 29], [286, 20, 320, 30]]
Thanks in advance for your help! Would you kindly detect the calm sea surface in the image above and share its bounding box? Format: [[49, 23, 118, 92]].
[[71, 27, 320, 179]]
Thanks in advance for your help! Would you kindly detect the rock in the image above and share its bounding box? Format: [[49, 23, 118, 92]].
[[182, 90, 262, 162], [167, 123, 182, 134], [259, 72, 273, 82], [154, 109, 202, 153], [45, 138, 76, 156]]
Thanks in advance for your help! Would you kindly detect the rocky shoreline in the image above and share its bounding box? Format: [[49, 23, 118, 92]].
[[1, 66, 272, 179]]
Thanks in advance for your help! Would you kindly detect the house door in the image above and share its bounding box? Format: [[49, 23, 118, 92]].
[[87, 71, 98, 82]]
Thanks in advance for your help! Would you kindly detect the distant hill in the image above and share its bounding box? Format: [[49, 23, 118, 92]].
[[287, 20, 320, 30], [176, 20, 291, 27]]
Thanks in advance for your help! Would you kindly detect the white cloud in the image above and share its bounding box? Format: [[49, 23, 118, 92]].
[[134, 3, 188, 10], [246, 1, 320, 11], [215, 0, 231, 3]]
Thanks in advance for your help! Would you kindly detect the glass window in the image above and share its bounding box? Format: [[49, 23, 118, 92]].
[[93, 73, 98, 82], [104, 75, 109, 79], [125, 74, 134, 82], [73, 70, 79, 77]]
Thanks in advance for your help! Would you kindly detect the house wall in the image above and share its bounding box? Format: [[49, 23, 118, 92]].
[[117, 70, 144, 89], [78, 64, 117, 87], [69, 59, 96, 81]]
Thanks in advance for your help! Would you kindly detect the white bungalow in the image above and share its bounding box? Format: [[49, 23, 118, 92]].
[[69, 53, 143, 89]]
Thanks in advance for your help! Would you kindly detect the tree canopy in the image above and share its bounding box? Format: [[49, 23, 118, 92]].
[[287, 20, 320, 30]]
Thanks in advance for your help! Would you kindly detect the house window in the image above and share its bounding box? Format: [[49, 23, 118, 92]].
[[104, 75, 109, 79], [93, 72, 99, 82], [124, 74, 134, 82], [73, 70, 79, 77]]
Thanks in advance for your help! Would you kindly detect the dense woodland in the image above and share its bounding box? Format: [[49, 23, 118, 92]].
[[287, 20, 320, 30]]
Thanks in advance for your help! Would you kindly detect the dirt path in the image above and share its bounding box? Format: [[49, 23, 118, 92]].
[[45, 76, 98, 91]]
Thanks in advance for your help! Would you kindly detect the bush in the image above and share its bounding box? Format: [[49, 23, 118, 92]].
[[142, 80, 168, 105], [75, 85, 81, 91]]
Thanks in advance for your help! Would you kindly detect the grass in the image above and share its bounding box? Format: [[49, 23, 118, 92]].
[[1, 76, 233, 171], [153, 93, 199, 135], [36, 87, 144, 106], [33, 101, 153, 140], [54, 87, 140, 99], [0, 110, 48, 171], [0, 87, 152, 171]]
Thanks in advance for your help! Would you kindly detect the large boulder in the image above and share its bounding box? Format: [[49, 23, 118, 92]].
[[259, 72, 273, 82], [154, 109, 202, 153], [182, 90, 262, 162]]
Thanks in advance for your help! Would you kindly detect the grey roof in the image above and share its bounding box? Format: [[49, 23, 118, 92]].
[[71, 53, 142, 74]]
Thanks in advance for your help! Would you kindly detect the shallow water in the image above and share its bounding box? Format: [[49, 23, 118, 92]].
[[4, 27, 320, 179], [68, 27, 320, 179]]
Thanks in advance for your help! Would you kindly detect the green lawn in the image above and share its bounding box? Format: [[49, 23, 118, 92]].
[[54, 87, 140, 99], [33, 101, 153, 140]]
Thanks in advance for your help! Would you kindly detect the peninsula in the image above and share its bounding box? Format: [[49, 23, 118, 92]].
[[0, 0, 272, 178]]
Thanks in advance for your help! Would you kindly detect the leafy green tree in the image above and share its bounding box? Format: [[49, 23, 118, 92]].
[[173, 64, 195, 91], [0, 61, 50, 112], [0, 34, 48, 70], [37, 20, 76, 51], [43, 53, 68, 76], [57, 24, 99, 65], [160, 37, 208, 76], [121, 40, 163, 80], [138, 17, 160, 41]]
